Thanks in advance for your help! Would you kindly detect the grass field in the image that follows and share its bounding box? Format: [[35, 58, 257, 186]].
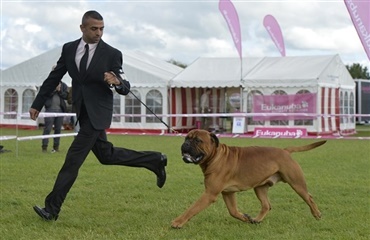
[[1, 128, 369, 240]]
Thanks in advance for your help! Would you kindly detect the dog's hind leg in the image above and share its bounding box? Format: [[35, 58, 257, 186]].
[[290, 183, 321, 220], [222, 192, 252, 223], [252, 184, 272, 223], [281, 165, 321, 220]]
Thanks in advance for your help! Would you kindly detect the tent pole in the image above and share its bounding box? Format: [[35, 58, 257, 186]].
[[239, 57, 243, 112], [169, 86, 172, 134]]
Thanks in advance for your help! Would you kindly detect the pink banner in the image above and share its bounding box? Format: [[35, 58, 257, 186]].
[[219, 0, 242, 59], [254, 127, 307, 138], [263, 14, 286, 57], [344, 0, 370, 60], [252, 93, 317, 121]]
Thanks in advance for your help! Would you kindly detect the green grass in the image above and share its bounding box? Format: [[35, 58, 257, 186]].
[[355, 124, 370, 137], [1, 128, 369, 240]]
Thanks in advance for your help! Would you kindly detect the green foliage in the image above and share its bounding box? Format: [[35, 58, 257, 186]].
[[167, 59, 187, 68], [346, 63, 370, 79], [1, 129, 369, 240]]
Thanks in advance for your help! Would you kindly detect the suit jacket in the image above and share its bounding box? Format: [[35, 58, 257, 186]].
[[31, 39, 130, 130]]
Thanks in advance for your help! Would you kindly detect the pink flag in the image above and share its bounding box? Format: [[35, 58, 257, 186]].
[[344, 0, 370, 60], [263, 15, 286, 57], [219, 0, 242, 59]]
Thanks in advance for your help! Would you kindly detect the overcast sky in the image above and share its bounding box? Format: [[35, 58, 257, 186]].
[[1, 0, 369, 71]]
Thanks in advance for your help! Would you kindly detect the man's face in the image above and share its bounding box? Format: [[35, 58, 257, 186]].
[[80, 18, 104, 44]]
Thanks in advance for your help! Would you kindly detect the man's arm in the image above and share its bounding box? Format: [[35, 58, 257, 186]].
[[103, 71, 130, 95], [30, 46, 67, 119]]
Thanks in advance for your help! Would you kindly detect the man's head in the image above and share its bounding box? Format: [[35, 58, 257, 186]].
[[80, 10, 104, 44]]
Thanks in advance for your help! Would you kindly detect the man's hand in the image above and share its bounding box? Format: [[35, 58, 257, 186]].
[[29, 108, 40, 121], [56, 83, 61, 92], [104, 71, 121, 86]]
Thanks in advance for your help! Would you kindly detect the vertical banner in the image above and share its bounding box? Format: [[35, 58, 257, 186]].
[[344, 0, 370, 60], [263, 14, 286, 56], [219, 0, 242, 59]]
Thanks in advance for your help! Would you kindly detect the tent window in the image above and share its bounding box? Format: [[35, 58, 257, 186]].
[[146, 90, 162, 123], [247, 90, 264, 126], [125, 90, 141, 123], [350, 92, 355, 123], [343, 92, 349, 124], [112, 91, 121, 122], [294, 89, 313, 126], [271, 90, 288, 126], [4, 88, 18, 119], [22, 89, 36, 119]]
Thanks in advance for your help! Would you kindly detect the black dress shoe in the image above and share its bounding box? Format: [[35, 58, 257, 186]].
[[156, 154, 167, 188], [33, 206, 58, 221]]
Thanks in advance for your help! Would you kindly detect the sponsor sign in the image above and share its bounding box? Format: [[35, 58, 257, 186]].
[[219, 0, 242, 59], [254, 127, 307, 138], [232, 117, 246, 134], [344, 0, 370, 60], [263, 14, 286, 56], [253, 93, 317, 121]]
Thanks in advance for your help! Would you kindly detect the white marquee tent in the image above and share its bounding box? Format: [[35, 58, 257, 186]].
[[243, 54, 356, 135], [169, 54, 356, 135]]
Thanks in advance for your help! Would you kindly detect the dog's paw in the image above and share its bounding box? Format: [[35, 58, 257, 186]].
[[171, 220, 183, 229], [243, 213, 261, 224]]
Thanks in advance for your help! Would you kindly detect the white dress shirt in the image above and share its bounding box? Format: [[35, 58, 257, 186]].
[[75, 39, 98, 71]]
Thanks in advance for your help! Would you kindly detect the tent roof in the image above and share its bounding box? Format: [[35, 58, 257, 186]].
[[1, 46, 183, 88], [169, 54, 354, 89], [2, 47, 67, 88], [243, 54, 355, 88], [124, 50, 183, 87], [170, 57, 264, 88]]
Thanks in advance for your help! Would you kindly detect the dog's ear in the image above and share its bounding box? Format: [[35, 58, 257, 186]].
[[210, 132, 219, 147]]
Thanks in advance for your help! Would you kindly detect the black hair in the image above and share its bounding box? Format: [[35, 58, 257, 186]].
[[82, 10, 103, 25]]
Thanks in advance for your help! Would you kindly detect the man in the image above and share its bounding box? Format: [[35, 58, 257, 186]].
[[200, 88, 211, 129], [29, 10, 167, 221], [41, 81, 68, 153]]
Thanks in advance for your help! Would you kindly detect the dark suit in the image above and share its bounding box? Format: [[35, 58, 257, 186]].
[[32, 39, 163, 216]]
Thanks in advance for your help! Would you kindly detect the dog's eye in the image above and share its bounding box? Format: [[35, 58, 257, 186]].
[[195, 138, 202, 143]]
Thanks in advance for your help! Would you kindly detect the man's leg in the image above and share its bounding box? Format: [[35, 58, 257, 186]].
[[52, 116, 64, 151], [92, 131, 162, 172], [43, 112, 100, 216], [91, 131, 166, 187], [42, 116, 54, 152]]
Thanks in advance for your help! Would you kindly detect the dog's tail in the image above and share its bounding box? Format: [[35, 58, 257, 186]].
[[284, 140, 327, 153]]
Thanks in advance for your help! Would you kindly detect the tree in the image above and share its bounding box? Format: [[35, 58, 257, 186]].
[[167, 59, 187, 68], [346, 63, 370, 79]]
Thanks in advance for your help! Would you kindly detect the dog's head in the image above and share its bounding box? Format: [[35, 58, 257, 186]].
[[181, 129, 219, 164]]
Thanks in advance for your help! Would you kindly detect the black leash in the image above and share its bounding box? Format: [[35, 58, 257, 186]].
[[109, 72, 177, 133]]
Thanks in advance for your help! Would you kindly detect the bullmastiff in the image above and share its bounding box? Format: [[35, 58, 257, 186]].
[[171, 129, 326, 228]]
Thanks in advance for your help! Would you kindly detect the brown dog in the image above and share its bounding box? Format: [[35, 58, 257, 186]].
[[171, 129, 326, 228]]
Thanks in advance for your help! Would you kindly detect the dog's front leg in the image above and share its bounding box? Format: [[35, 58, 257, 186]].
[[222, 192, 251, 223], [171, 192, 219, 229]]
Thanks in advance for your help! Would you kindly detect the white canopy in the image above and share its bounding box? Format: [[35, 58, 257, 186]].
[[1, 46, 183, 88], [170, 57, 264, 88], [124, 50, 183, 87], [244, 54, 355, 89], [2, 47, 68, 88], [169, 54, 354, 90]]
